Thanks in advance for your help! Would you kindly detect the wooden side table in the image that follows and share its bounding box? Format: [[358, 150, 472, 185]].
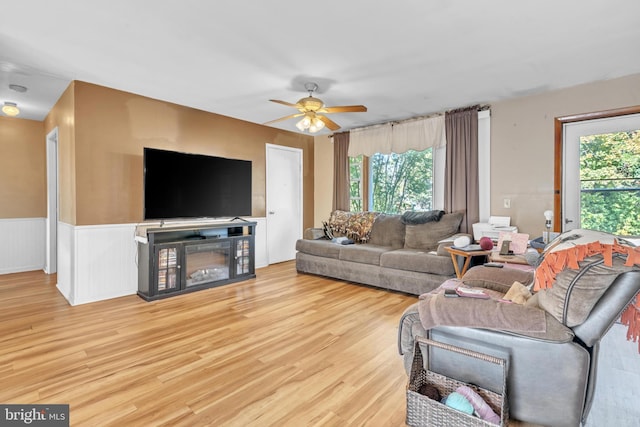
[[445, 246, 491, 278]]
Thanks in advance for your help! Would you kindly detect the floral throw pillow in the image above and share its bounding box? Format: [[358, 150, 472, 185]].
[[328, 210, 352, 236], [327, 210, 379, 243]]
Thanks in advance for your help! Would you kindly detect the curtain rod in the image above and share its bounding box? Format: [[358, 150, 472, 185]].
[[333, 104, 490, 136]]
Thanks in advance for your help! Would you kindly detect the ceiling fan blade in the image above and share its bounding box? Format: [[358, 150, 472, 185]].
[[318, 115, 341, 131], [320, 105, 368, 113], [263, 113, 303, 125], [269, 99, 299, 108]]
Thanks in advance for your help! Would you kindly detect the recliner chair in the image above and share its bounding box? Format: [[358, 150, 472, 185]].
[[398, 267, 640, 426]]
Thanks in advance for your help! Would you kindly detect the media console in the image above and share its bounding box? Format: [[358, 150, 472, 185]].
[[136, 220, 256, 301]]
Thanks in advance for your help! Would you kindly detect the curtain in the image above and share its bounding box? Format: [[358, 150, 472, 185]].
[[391, 115, 446, 153], [444, 107, 479, 234], [348, 123, 392, 157], [348, 116, 445, 156], [332, 132, 350, 211]]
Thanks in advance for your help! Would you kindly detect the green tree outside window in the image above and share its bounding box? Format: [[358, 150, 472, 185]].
[[349, 149, 433, 214], [580, 130, 640, 235]]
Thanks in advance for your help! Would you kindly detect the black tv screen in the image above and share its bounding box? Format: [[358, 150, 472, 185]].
[[144, 147, 252, 220]]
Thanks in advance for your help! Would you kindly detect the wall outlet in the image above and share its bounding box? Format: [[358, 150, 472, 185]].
[[503, 198, 511, 208]]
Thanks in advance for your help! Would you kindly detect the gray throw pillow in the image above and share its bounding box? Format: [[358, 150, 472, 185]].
[[404, 212, 463, 251], [368, 214, 405, 248], [401, 210, 445, 225]]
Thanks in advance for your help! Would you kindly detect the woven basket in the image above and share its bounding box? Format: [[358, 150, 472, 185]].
[[406, 336, 509, 427]]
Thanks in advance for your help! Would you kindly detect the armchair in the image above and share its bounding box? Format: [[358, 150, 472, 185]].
[[398, 265, 640, 427]]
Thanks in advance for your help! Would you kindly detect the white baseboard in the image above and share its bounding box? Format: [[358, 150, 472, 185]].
[[0, 218, 45, 274]]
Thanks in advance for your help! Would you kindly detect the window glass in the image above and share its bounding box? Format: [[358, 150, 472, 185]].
[[349, 156, 364, 212], [580, 130, 640, 235], [350, 149, 433, 214]]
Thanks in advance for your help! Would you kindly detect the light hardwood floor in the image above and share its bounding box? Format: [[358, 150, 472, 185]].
[[1, 263, 637, 426]]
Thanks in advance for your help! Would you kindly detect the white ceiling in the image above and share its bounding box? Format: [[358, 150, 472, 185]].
[[2, 1, 640, 134]]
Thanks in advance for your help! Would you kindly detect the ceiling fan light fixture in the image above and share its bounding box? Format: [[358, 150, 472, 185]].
[[2, 102, 20, 117], [296, 114, 312, 131], [267, 82, 366, 132], [308, 117, 325, 133], [296, 113, 326, 133]]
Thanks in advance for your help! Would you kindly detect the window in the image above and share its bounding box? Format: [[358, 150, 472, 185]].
[[346, 110, 489, 217], [579, 130, 640, 235], [349, 155, 364, 212], [560, 109, 640, 235], [349, 149, 433, 214]]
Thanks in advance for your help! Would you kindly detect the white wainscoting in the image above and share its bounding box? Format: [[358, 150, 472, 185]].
[[57, 219, 268, 306], [57, 222, 138, 305], [0, 218, 45, 274], [248, 217, 268, 268], [56, 222, 74, 302]]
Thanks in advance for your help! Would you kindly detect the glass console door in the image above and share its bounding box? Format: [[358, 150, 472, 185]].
[[234, 237, 253, 277], [155, 244, 180, 293]]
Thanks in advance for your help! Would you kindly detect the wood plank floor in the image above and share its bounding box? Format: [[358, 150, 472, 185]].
[[0, 263, 637, 426]]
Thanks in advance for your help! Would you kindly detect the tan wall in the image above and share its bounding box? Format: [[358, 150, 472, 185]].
[[44, 82, 76, 224], [313, 134, 334, 226], [45, 81, 314, 228], [312, 73, 640, 236], [491, 73, 640, 236], [0, 116, 46, 218]]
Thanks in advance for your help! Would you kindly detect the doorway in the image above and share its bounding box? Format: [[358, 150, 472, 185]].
[[265, 144, 303, 264], [555, 106, 640, 234], [45, 127, 58, 274]]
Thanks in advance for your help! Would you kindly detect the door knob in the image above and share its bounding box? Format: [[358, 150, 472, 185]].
[[268, 211, 275, 215], [565, 218, 574, 224]]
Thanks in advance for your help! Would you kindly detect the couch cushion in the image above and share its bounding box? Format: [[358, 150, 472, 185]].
[[339, 244, 390, 265], [381, 249, 455, 276], [404, 212, 463, 251], [368, 214, 405, 248], [296, 239, 342, 259]]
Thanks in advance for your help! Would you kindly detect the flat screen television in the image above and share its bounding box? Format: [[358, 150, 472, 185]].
[[143, 147, 252, 220]]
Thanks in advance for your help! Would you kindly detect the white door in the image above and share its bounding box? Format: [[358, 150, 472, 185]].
[[563, 113, 640, 232], [266, 144, 303, 264]]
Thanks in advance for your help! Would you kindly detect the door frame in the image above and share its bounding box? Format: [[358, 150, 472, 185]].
[[45, 127, 59, 274], [553, 105, 640, 232], [265, 143, 303, 264]]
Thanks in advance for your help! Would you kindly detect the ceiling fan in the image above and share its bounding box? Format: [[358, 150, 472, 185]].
[[265, 82, 367, 133]]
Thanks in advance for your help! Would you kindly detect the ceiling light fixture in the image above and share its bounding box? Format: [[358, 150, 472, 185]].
[[2, 102, 20, 117], [295, 112, 325, 133]]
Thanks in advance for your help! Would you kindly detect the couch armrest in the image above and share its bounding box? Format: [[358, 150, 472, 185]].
[[303, 227, 326, 240]]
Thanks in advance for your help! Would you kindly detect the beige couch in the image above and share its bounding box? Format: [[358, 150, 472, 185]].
[[295, 211, 465, 295]]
